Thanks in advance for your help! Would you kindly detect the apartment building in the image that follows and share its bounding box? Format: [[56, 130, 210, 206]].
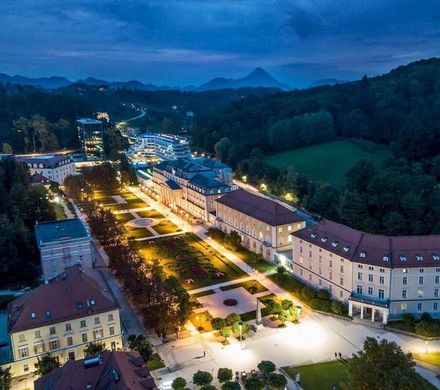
[[127, 133, 191, 162], [147, 157, 234, 221], [35, 351, 157, 390], [16, 154, 76, 184], [77, 118, 104, 160], [214, 189, 305, 262], [35, 218, 95, 283], [290, 219, 440, 324], [3, 266, 123, 379]]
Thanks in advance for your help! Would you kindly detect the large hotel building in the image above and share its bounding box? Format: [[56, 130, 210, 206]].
[[290, 219, 440, 324]]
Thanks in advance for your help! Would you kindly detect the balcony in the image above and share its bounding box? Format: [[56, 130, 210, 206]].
[[349, 293, 389, 308]]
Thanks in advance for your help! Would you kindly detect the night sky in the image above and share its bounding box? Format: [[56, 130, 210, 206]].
[[2, 0, 440, 87]]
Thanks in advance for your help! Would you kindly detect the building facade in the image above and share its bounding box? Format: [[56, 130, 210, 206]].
[[144, 158, 234, 222], [16, 154, 76, 184], [214, 189, 306, 262], [127, 133, 191, 163], [4, 266, 123, 379], [35, 218, 95, 283], [290, 219, 440, 323], [77, 118, 104, 160]]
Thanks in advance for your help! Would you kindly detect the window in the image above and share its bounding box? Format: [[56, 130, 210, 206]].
[[340, 290, 343, 298], [379, 276, 384, 284], [35, 330, 41, 339], [80, 320, 87, 328], [368, 287, 373, 295], [402, 290, 407, 298], [23, 364, 29, 372], [436, 276, 440, 284], [319, 255, 322, 263], [435, 303, 438, 311], [417, 302, 423, 312], [49, 340, 59, 351], [93, 330, 103, 340], [435, 289, 439, 298], [318, 279, 322, 286], [299, 268, 303, 276], [380, 268, 385, 273], [340, 277, 344, 286], [369, 266, 374, 271], [329, 272, 332, 281], [94, 317, 100, 325], [358, 272, 362, 281], [18, 334, 25, 343], [299, 247, 303, 254], [65, 323, 72, 332], [49, 327, 56, 335], [401, 303, 407, 312], [340, 265, 344, 273], [308, 251, 312, 258], [419, 268, 424, 273], [67, 336, 73, 346], [419, 276, 424, 285], [82, 333, 88, 343], [378, 289, 384, 299], [18, 347, 29, 358], [368, 274, 373, 282], [403, 276, 407, 285], [357, 285, 363, 295], [278, 227, 282, 233], [108, 314, 114, 322], [318, 267, 322, 275], [402, 268, 408, 273], [109, 326, 115, 336], [358, 264, 363, 269], [329, 260, 333, 268]]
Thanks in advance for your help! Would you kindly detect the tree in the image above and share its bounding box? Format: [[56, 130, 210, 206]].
[[214, 137, 231, 161], [267, 373, 287, 390], [224, 231, 242, 251], [211, 317, 227, 331], [220, 326, 231, 342], [344, 337, 431, 390], [34, 354, 60, 376], [225, 313, 241, 326], [171, 377, 187, 390], [217, 368, 233, 383], [257, 360, 276, 376], [201, 386, 217, 390], [345, 160, 378, 192], [127, 334, 153, 362], [221, 381, 241, 390], [193, 371, 213, 387], [276, 265, 286, 277], [0, 366, 11, 390], [1, 143, 12, 154], [63, 174, 93, 201], [84, 341, 106, 356], [244, 377, 264, 390]]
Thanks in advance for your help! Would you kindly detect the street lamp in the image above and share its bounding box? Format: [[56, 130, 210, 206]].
[[425, 340, 428, 354], [238, 320, 243, 350]]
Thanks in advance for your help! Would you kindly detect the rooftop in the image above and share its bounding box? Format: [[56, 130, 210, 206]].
[[34, 351, 157, 390], [35, 218, 90, 246], [16, 154, 72, 168], [8, 266, 117, 333], [216, 189, 304, 226], [77, 118, 103, 125], [292, 219, 440, 268]]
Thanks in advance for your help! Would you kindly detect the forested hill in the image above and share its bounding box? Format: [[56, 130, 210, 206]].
[[192, 57, 440, 164]]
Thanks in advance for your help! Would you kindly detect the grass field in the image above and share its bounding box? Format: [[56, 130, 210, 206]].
[[412, 352, 440, 366], [146, 353, 165, 371], [283, 361, 348, 390], [264, 139, 392, 188], [221, 280, 268, 294]]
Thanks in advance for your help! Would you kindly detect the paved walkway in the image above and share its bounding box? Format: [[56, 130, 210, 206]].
[[188, 276, 254, 295]]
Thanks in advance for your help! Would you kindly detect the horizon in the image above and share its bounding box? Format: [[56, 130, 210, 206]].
[[3, 1, 440, 87]]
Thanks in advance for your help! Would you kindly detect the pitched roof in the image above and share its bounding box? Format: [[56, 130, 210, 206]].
[[34, 351, 158, 390], [35, 218, 90, 246], [8, 266, 117, 333], [292, 219, 440, 268], [216, 189, 304, 226], [189, 173, 227, 189], [16, 154, 72, 169]]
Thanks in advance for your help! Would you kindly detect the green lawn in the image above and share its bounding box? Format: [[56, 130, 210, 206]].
[[115, 212, 135, 223], [191, 290, 216, 298], [189, 311, 214, 332], [53, 203, 66, 220], [135, 233, 247, 290], [412, 352, 440, 366], [152, 220, 181, 235], [387, 320, 415, 333], [136, 209, 165, 219], [107, 198, 148, 211], [264, 139, 392, 189], [146, 353, 165, 371], [283, 361, 349, 390], [126, 228, 154, 239], [221, 280, 268, 294]]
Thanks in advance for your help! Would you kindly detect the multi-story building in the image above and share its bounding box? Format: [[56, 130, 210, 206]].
[[77, 118, 104, 160], [290, 219, 440, 324], [214, 189, 305, 262], [35, 218, 95, 283], [127, 133, 191, 163], [16, 154, 76, 184], [147, 157, 234, 221], [34, 351, 157, 390], [3, 266, 123, 379]]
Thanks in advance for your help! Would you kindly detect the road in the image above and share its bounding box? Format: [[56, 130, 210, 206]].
[[116, 109, 146, 127]]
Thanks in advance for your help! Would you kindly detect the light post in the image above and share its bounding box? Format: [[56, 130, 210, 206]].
[[238, 320, 243, 350], [425, 340, 428, 354]]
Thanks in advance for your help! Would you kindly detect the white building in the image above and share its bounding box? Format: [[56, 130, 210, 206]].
[[290, 219, 440, 324], [16, 154, 76, 184], [127, 133, 191, 162]]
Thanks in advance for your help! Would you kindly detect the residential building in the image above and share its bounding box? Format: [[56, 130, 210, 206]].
[[145, 157, 234, 221], [77, 118, 104, 160], [16, 154, 76, 184], [290, 219, 440, 324], [34, 351, 157, 390], [35, 218, 95, 283], [214, 189, 305, 262], [3, 266, 123, 379], [127, 133, 191, 163]]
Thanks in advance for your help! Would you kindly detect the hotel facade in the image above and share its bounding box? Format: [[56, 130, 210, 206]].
[[214, 189, 306, 262], [17, 154, 76, 184], [290, 219, 440, 324]]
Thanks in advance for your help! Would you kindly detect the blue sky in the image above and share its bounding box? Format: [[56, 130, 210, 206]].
[[2, 0, 440, 87]]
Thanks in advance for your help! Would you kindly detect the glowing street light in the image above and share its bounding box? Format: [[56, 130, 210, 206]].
[[425, 340, 429, 354], [238, 320, 244, 350]]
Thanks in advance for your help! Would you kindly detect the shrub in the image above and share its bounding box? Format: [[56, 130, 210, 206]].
[[276, 265, 286, 277], [221, 381, 241, 390], [226, 313, 241, 326], [217, 368, 233, 383], [301, 285, 316, 301], [201, 386, 216, 390], [267, 373, 287, 390], [244, 378, 264, 390], [309, 298, 324, 310], [257, 360, 276, 375], [319, 299, 331, 312], [193, 371, 213, 387], [420, 312, 433, 322], [414, 320, 440, 337], [331, 300, 344, 315], [211, 318, 226, 331], [401, 313, 415, 325], [172, 377, 187, 390], [317, 289, 330, 300]]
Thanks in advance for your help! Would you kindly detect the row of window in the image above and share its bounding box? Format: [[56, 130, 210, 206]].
[[356, 285, 385, 299], [401, 302, 439, 312], [401, 288, 440, 298]]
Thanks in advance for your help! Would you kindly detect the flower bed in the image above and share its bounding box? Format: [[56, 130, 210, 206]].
[[223, 299, 238, 306]]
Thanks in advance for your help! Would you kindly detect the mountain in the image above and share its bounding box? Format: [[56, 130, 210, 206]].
[[311, 78, 349, 87], [0, 73, 72, 89], [198, 67, 290, 91]]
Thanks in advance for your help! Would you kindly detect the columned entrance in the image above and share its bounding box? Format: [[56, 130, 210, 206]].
[[349, 295, 389, 325]]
